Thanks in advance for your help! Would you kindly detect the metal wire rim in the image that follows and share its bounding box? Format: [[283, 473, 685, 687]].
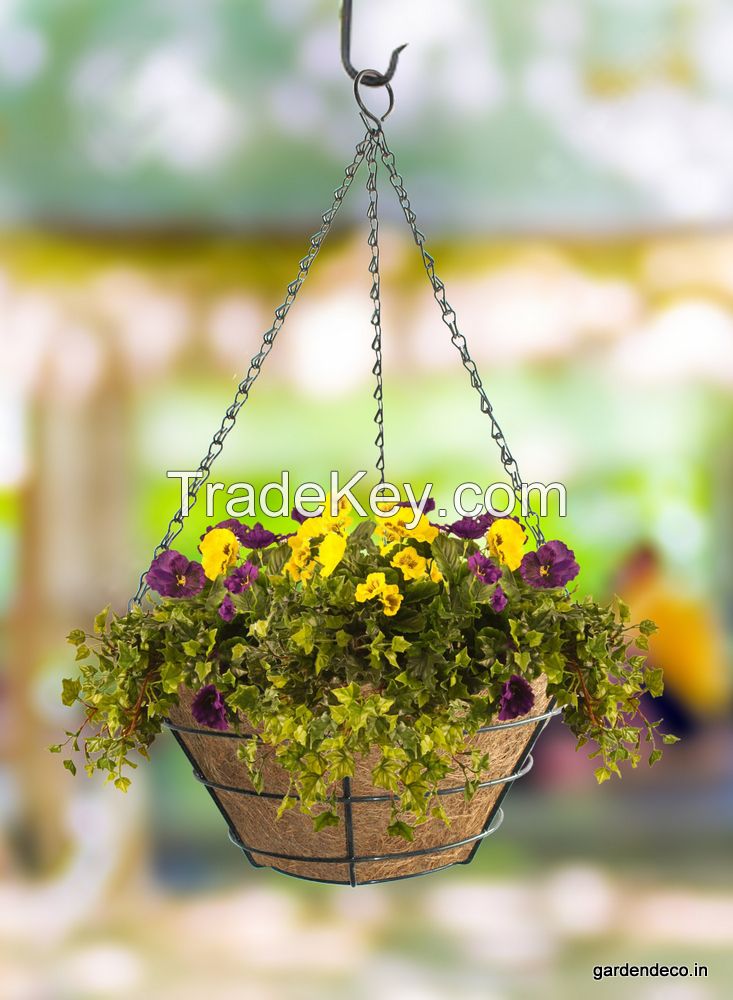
[[189, 751, 535, 803], [478, 705, 562, 732], [226, 806, 505, 866], [163, 704, 562, 742], [252, 857, 459, 887]]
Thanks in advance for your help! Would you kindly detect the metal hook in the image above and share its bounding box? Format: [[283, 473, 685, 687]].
[[341, 0, 407, 88]]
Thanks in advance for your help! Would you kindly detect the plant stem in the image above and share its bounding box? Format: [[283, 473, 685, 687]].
[[122, 672, 154, 738], [573, 661, 599, 728]]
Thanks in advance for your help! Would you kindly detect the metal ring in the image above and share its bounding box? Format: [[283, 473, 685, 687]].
[[190, 752, 535, 804], [477, 705, 562, 734], [227, 807, 505, 865], [165, 704, 561, 743], [354, 68, 394, 127], [260, 858, 459, 887]]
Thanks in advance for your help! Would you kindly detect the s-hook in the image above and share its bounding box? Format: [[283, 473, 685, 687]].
[[341, 0, 407, 87]]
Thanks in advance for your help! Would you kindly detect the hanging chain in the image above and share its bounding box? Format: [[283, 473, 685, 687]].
[[373, 128, 546, 546], [131, 132, 371, 605], [365, 132, 386, 483], [130, 80, 548, 608]]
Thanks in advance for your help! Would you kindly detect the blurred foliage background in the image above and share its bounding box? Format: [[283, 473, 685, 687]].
[[1, 1, 732, 997]]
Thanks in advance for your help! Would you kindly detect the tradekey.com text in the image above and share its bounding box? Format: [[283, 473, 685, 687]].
[[167, 470, 567, 527]]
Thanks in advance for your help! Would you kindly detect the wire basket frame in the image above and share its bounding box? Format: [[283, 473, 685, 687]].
[[166, 679, 559, 885]]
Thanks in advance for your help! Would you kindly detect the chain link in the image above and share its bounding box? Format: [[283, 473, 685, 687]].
[[373, 129, 545, 545], [365, 133, 386, 483], [131, 132, 372, 605]]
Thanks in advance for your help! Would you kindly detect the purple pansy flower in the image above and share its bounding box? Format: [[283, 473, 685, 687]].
[[490, 585, 508, 613], [218, 595, 236, 622], [519, 540, 580, 589], [290, 506, 309, 524], [224, 561, 259, 594], [467, 551, 502, 585], [241, 522, 277, 549], [497, 675, 535, 721], [146, 550, 206, 598], [200, 518, 250, 544], [449, 512, 496, 539], [191, 684, 229, 731]]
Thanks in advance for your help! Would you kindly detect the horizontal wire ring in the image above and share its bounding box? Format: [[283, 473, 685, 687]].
[[190, 752, 535, 804]]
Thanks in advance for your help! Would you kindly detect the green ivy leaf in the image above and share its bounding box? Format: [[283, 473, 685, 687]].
[[616, 597, 631, 623], [228, 685, 260, 714], [391, 635, 411, 653], [313, 811, 339, 832], [195, 660, 212, 683], [639, 619, 658, 636], [61, 678, 81, 707], [387, 820, 414, 841], [276, 795, 297, 819], [160, 662, 185, 694], [94, 606, 110, 635], [372, 761, 400, 793], [291, 623, 315, 654], [249, 619, 269, 639], [646, 667, 664, 698]]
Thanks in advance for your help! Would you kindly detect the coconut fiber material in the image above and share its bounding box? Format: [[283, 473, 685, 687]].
[[167, 677, 552, 885]]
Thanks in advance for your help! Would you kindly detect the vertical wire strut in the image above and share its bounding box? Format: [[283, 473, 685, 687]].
[[373, 128, 546, 546], [130, 133, 371, 607], [366, 132, 386, 483]]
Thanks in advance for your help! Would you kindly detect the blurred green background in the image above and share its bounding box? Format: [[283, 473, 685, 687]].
[[1, 1, 732, 997]]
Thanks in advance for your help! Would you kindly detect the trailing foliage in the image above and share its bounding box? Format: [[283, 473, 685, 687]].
[[56, 505, 676, 838]]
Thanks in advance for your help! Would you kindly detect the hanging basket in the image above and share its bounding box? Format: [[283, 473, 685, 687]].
[[126, 61, 561, 886], [57, 6, 671, 889], [166, 679, 558, 885]]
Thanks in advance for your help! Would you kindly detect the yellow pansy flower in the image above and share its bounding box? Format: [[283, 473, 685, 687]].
[[199, 528, 239, 581], [409, 515, 439, 545], [377, 515, 409, 547], [487, 518, 526, 571], [284, 544, 316, 583], [391, 546, 427, 581], [381, 584, 403, 617], [319, 493, 354, 534], [296, 515, 330, 541], [284, 539, 315, 580], [317, 531, 347, 577], [377, 508, 437, 551], [293, 496, 352, 542], [355, 572, 387, 603], [429, 561, 443, 584]]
